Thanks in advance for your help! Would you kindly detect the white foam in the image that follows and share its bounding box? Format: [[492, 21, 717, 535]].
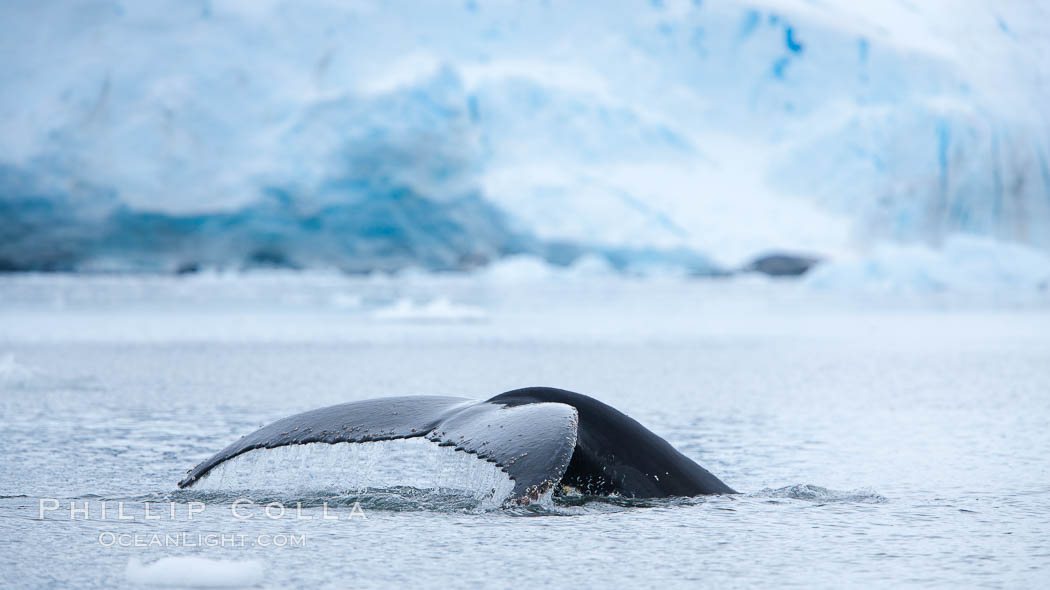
[[125, 556, 264, 588]]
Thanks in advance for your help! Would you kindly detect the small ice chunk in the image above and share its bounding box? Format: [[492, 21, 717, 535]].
[[372, 297, 487, 322], [0, 354, 40, 388], [483, 255, 556, 282], [125, 556, 264, 587]]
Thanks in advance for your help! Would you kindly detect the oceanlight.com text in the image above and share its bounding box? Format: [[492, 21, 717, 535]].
[[97, 532, 307, 548]]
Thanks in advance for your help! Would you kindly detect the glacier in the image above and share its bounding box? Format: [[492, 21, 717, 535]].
[[1, 0, 1048, 282]]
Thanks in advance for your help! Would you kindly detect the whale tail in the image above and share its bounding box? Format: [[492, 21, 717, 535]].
[[177, 395, 579, 504], [178, 388, 735, 502]]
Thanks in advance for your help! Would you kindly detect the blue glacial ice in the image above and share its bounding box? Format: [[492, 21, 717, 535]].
[[1, 0, 1048, 285]]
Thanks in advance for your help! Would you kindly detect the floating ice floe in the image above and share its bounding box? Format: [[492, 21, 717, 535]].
[[125, 556, 264, 588], [371, 297, 488, 322]]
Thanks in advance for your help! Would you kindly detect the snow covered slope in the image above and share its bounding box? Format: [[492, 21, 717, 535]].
[[1, 0, 1047, 274]]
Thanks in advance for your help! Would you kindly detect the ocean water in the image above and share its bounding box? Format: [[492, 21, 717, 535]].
[[1, 272, 1048, 588]]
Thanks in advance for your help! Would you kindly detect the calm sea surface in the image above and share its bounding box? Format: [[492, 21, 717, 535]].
[[1, 273, 1048, 588]]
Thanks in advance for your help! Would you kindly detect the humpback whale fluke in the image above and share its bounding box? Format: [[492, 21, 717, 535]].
[[178, 387, 735, 503]]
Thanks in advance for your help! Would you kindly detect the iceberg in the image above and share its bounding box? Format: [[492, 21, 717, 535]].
[[805, 236, 1050, 294], [0, 0, 1047, 281]]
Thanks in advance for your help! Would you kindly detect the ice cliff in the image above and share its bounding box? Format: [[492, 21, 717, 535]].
[[1, 0, 1047, 276]]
